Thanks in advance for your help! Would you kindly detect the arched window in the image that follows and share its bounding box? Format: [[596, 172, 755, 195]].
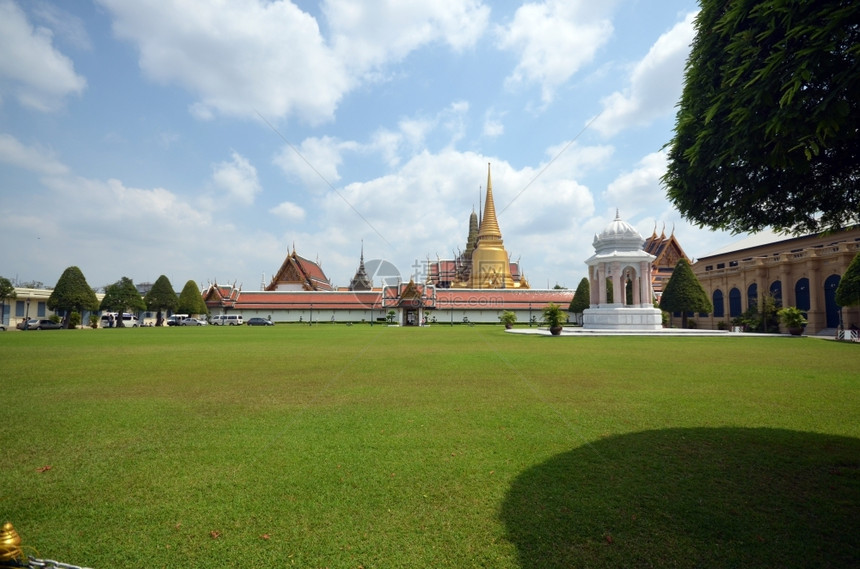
[[825, 274, 842, 328], [729, 288, 742, 317], [713, 289, 724, 317], [770, 280, 782, 307], [747, 283, 758, 309], [795, 278, 810, 311]]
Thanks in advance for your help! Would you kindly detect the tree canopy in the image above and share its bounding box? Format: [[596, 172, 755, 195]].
[[100, 277, 146, 326], [569, 277, 590, 316], [659, 259, 712, 328], [48, 266, 99, 328], [663, 0, 859, 235], [144, 275, 178, 325], [0, 276, 16, 324], [835, 252, 860, 308], [177, 280, 208, 316]]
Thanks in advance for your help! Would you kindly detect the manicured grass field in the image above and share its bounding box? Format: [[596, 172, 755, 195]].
[[1, 325, 858, 568]]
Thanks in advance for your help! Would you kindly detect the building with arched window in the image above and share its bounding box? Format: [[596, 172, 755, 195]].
[[693, 227, 860, 334]]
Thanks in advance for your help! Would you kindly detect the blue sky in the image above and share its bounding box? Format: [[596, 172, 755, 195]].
[[0, 0, 738, 291]]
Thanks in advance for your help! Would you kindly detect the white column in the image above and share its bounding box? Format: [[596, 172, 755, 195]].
[[640, 261, 651, 305], [612, 263, 622, 305], [633, 273, 641, 306], [597, 264, 606, 305], [589, 265, 598, 306]]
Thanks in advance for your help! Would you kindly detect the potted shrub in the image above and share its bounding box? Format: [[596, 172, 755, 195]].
[[499, 310, 517, 329], [542, 303, 568, 335], [777, 306, 807, 335]]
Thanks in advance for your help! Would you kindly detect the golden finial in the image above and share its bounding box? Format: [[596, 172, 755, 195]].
[[0, 522, 23, 563]]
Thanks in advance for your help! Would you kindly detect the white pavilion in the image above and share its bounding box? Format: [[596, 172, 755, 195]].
[[582, 211, 663, 330]]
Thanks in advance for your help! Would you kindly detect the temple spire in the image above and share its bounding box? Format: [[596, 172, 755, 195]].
[[348, 240, 372, 291], [478, 163, 502, 240]]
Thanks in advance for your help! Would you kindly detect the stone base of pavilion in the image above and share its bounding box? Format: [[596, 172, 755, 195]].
[[507, 326, 733, 336], [506, 303, 735, 336], [582, 305, 663, 331]]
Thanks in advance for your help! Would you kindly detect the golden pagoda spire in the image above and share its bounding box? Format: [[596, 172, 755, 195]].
[[478, 162, 502, 240], [466, 162, 520, 289]]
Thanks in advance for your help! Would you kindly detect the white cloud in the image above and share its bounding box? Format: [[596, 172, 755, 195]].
[[604, 150, 668, 219], [97, 0, 490, 123], [273, 136, 360, 191], [497, 0, 615, 105], [325, 0, 490, 72], [269, 201, 306, 223], [591, 11, 697, 137], [0, 0, 86, 111], [0, 156, 289, 289], [482, 109, 505, 138], [211, 152, 261, 206], [98, 0, 348, 123], [398, 117, 436, 149], [0, 133, 70, 176]]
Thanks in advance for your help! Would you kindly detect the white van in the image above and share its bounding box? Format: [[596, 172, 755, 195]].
[[223, 314, 243, 326], [211, 314, 242, 325], [100, 313, 140, 328]]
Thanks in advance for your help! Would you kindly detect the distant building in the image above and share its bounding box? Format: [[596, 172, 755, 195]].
[[425, 164, 529, 290], [203, 164, 571, 325], [643, 225, 690, 299], [2, 287, 106, 328], [693, 226, 860, 334], [265, 248, 333, 291]]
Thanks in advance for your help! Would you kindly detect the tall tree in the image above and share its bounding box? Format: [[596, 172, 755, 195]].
[[177, 280, 208, 316], [568, 277, 590, 324], [663, 0, 859, 235], [659, 259, 712, 328], [47, 266, 99, 329], [0, 276, 16, 326], [835, 252, 860, 308], [100, 277, 146, 327], [144, 275, 178, 326]]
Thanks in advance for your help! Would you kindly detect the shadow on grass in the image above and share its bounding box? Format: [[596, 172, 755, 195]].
[[500, 428, 859, 569]]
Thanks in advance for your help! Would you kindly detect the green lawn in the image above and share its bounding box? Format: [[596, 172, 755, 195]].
[[1, 325, 858, 568]]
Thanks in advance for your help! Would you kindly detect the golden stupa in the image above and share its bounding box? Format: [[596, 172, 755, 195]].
[[461, 163, 520, 289]]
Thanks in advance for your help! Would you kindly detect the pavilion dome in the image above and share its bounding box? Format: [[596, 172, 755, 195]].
[[592, 210, 645, 254]]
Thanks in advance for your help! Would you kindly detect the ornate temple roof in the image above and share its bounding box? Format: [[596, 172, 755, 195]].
[[265, 247, 333, 291], [348, 243, 373, 291]]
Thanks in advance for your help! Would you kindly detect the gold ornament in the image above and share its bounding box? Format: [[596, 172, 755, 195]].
[[0, 522, 23, 563]]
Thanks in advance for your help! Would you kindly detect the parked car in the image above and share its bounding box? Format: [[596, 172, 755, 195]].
[[246, 317, 273, 326], [0, 323, 6, 331], [180, 317, 207, 326], [22, 318, 63, 330], [166, 314, 189, 326]]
